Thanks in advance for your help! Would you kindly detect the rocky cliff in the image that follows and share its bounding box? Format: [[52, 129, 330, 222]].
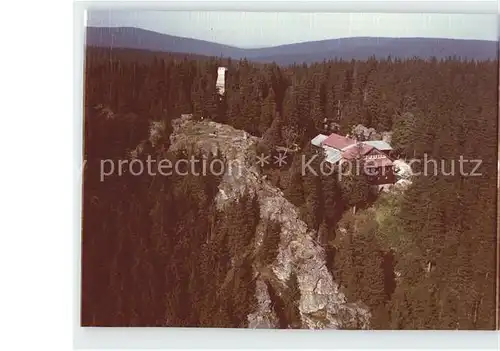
[[167, 114, 371, 329]]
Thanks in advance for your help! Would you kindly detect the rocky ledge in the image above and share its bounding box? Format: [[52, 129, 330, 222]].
[[168, 114, 371, 329]]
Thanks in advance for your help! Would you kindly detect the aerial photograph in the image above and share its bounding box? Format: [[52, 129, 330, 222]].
[[81, 10, 498, 329]]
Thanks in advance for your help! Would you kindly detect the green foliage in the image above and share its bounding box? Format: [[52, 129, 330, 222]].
[[333, 211, 391, 329], [283, 154, 305, 207], [82, 47, 497, 330], [339, 170, 371, 210], [257, 220, 282, 265], [391, 112, 417, 157], [260, 111, 283, 152], [260, 87, 278, 135], [301, 146, 323, 230]]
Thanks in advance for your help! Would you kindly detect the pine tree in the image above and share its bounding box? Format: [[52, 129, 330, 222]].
[[260, 87, 278, 135], [310, 87, 324, 131], [257, 220, 282, 265], [339, 164, 371, 214], [284, 154, 305, 207], [301, 146, 322, 230]]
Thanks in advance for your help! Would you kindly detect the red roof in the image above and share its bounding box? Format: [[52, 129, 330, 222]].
[[342, 143, 374, 159], [319, 133, 394, 167], [322, 133, 356, 150]]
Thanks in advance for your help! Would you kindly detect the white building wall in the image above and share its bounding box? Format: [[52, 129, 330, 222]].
[[216, 67, 227, 95]]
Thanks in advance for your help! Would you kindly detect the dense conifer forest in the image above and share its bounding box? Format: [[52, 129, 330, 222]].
[[82, 46, 498, 329]]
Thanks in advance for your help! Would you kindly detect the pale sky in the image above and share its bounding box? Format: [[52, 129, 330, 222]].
[[86, 11, 498, 48]]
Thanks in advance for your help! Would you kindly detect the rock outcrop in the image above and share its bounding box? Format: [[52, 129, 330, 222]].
[[393, 159, 413, 180], [169, 115, 371, 329], [350, 124, 392, 144]]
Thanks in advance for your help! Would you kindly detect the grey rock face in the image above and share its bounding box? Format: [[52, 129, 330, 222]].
[[169, 115, 371, 329]]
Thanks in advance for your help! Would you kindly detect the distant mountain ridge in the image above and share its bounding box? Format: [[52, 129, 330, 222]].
[[86, 26, 498, 64]]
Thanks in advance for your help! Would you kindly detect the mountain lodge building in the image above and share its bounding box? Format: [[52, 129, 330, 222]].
[[311, 132, 396, 188]]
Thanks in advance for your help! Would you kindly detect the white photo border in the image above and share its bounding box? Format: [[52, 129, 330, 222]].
[[73, 1, 500, 349]]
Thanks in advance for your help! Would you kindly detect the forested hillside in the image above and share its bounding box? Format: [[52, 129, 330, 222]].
[[86, 26, 498, 63], [82, 47, 498, 329]]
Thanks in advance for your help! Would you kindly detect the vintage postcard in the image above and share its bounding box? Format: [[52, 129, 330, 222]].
[[81, 10, 498, 329]]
